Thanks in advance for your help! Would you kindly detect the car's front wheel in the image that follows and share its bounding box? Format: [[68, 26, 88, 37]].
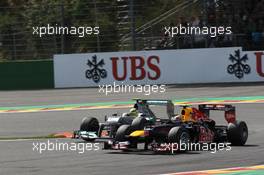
[[115, 125, 131, 142], [168, 126, 190, 152], [131, 117, 147, 131], [80, 117, 99, 141]]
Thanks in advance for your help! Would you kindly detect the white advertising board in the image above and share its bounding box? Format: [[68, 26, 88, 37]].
[[54, 47, 264, 88]]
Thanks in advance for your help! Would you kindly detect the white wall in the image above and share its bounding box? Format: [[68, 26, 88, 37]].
[[54, 47, 264, 88]]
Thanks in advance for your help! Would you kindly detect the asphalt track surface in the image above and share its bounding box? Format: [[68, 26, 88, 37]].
[[0, 85, 264, 175]]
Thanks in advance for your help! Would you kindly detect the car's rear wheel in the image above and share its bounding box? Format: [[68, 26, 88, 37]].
[[227, 120, 248, 146], [168, 126, 190, 152], [80, 117, 99, 141]]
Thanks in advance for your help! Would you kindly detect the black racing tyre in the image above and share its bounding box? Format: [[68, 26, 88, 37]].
[[131, 117, 147, 131], [115, 125, 131, 142], [227, 120, 248, 146], [80, 117, 99, 132], [168, 126, 190, 152]]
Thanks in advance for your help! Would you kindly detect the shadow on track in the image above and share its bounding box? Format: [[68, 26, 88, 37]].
[[104, 150, 201, 156]]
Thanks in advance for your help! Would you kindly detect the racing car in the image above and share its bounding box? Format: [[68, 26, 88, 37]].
[[105, 100, 248, 151], [72, 99, 157, 142]]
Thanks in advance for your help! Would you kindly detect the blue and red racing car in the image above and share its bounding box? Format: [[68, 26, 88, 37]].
[[104, 99, 248, 152]]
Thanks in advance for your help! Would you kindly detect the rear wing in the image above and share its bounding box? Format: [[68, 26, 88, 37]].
[[198, 104, 236, 123], [133, 99, 172, 105]]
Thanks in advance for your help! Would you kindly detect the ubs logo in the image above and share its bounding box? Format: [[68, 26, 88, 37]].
[[227, 50, 251, 79], [85, 55, 107, 83]]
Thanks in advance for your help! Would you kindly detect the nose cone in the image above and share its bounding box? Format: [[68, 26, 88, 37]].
[[129, 130, 145, 137]]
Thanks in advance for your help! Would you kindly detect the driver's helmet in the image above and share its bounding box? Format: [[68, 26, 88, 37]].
[[129, 108, 139, 117], [181, 107, 196, 122]]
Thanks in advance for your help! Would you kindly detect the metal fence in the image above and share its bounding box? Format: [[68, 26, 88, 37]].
[[136, 34, 264, 51], [0, 0, 263, 61]]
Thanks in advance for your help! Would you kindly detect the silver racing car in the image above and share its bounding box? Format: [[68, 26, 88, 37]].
[[73, 99, 161, 142]]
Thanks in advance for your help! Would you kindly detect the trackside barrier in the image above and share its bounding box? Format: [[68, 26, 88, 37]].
[[0, 60, 54, 90], [54, 47, 264, 88]]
